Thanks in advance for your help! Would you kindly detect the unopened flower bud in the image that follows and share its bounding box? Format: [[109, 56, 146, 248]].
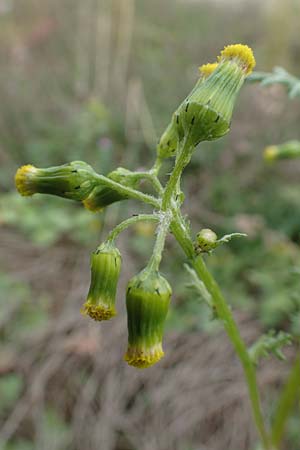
[[15, 161, 97, 200], [176, 44, 255, 146], [157, 62, 219, 159], [157, 121, 178, 159], [196, 228, 218, 253], [83, 167, 138, 212], [82, 242, 121, 321], [264, 141, 300, 161], [124, 269, 172, 368]]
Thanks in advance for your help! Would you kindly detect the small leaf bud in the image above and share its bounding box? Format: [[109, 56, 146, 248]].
[[196, 228, 218, 253]]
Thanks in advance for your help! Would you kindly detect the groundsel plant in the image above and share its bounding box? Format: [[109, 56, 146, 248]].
[[15, 45, 297, 450]]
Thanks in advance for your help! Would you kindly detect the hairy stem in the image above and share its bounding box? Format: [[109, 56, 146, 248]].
[[161, 135, 193, 211], [94, 174, 160, 208], [151, 156, 163, 176], [106, 214, 159, 243], [146, 212, 171, 272], [271, 353, 300, 448], [170, 211, 271, 450], [126, 171, 163, 195]]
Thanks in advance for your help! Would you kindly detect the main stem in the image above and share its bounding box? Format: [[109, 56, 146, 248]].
[[162, 135, 271, 449], [271, 352, 300, 448], [161, 136, 192, 211], [172, 211, 271, 449]]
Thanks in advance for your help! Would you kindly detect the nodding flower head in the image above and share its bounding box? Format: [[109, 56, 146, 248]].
[[83, 167, 138, 212], [124, 269, 172, 369], [15, 161, 97, 201], [82, 241, 121, 321], [175, 44, 256, 147]]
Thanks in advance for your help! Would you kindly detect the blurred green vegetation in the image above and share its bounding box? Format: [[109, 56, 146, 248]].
[[1, 0, 300, 449]]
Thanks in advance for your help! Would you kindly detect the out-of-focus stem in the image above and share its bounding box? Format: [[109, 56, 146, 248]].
[[106, 214, 159, 243], [271, 353, 300, 448]]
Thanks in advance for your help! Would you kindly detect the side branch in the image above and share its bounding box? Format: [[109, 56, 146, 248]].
[[94, 174, 160, 208], [106, 214, 159, 243]]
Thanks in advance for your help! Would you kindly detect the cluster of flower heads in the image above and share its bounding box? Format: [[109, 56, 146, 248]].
[[15, 44, 255, 369]]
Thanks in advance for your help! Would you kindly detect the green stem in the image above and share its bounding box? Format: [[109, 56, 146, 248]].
[[106, 214, 159, 243], [94, 174, 160, 209], [151, 156, 163, 176], [146, 212, 171, 272], [161, 136, 193, 211], [271, 353, 300, 448], [127, 171, 163, 195], [170, 211, 271, 450], [156, 131, 270, 447]]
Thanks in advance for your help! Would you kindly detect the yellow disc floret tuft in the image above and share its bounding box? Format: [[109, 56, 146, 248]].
[[124, 344, 164, 369], [15, 165, 37, 196], [263, 145, 278, 161], [218, 44, 256, 75], [81, 301, 116, 321], [199, 62, 218, 78], [82, 195, 104, 212]]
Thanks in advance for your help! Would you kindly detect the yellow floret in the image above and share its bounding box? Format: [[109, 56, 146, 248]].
[[15, 164, 37, 196], [81, 301, 116, 321], [199, 62, 218, 78], [263, 145, 278, 162], [218, 44, 256, 75], [82, 196, 103, 213], [124, 344, 164, 369]]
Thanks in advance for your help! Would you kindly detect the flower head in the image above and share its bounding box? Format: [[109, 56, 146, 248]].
[[264, 141, 300, 161], [175, 44, 256, 146], [82, 241, 121, 321], [15, 161, 97, 201], [124, 269, 171, 368], [83, 167, 138, 212]]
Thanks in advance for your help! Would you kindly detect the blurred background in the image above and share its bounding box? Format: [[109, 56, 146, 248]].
[[1, 0, 300, 449]]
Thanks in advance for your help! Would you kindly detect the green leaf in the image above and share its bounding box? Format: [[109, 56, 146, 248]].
[[248, 330, 293, 365]]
